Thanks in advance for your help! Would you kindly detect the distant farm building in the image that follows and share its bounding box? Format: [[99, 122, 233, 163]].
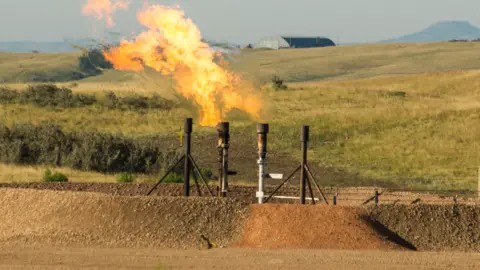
[[255, 36, 336, 50]]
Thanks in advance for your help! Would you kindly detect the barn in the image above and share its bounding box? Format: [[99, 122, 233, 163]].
[[255, 36, 336, 50]]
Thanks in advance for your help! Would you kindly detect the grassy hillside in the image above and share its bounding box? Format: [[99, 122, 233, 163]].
[[1, 42, 479, 190], [4, 41, 480, 86], [0, 52, 81, 83]]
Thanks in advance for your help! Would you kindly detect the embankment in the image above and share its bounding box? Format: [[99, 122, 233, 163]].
[[0, 189, 249, 248], [368, 204, 480, 252], [0, 188, 477, 251]]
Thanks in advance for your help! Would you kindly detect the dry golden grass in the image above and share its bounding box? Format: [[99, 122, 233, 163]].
[[0, 52, 80, 83], [265, 69, 480, 190]]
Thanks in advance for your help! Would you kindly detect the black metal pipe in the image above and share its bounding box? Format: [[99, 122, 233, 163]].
[[183, 118, 192, 197], [300, 126, 309, 204], [217, 122, 230, 197]]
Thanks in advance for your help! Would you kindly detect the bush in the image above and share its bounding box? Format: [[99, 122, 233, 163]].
[[199, 168, 214, 181], [20, 84, 96, 108], [0, 123, 182, 174], [43, 169, 68, 182], [272, 75, 288, 90], [163, 173, 184, 183], [0, 87, 19, 104], [78, 48, 113, 76], [117, 172, 136, 183], [0, 85, 174, 111], [102, 91, 174, 111]]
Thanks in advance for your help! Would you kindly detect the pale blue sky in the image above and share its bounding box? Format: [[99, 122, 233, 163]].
[[0, 0, 478, 44]]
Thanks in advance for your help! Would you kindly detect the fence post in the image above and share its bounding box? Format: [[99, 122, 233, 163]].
[[333, 193, 337, 205], [374, 190, 379, 206]]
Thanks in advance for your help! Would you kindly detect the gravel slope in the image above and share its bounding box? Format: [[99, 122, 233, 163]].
[[0, 189, 249, 248]]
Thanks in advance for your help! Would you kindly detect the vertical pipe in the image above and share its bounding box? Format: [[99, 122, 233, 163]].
[[217, 145, 223, 197], [300, 126, 309, 204], [183, 118, 192, 197], [217, 122, 230, 198], [256, 124, 269, 204]]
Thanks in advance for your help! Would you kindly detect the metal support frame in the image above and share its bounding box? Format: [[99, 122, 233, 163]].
[[146, 118, 213, 197], [263, 125, 328, 205]]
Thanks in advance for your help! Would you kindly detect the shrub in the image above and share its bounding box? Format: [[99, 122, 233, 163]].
[[199, 168, 214, 181], [379, 90, 407, 98], [20, 84, 96, 108], [272, 75, 288, 90], [78, 48, 113, 76], [101, 91, 175, 111], [0, 85, 174, 111], [163, 173, 184, 183], [117, 172, 136, 183], [43, 169, 68, 182], [0, 123, 182, 174], [0, 87, 19, 104]]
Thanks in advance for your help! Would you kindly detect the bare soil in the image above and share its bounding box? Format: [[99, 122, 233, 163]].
[[0, 246, 478, 270], [0, 189, 249, 249], [0, 188, 478, 252], [236, 204, 402, 250]]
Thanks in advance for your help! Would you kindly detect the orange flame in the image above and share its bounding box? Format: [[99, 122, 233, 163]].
[[101, 4, 263, 126], [82, 0, 130, 27]]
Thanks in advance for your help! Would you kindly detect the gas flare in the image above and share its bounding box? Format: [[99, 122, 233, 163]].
[[82, 0, 130, 27], [83, 1, 262, 126]]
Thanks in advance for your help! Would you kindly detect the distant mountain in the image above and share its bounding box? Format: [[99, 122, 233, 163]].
[[380, 21, 480, 43], [0, 39, 242, 53], [0, 41, 81, 53]]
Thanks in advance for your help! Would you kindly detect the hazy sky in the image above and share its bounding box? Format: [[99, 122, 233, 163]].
[[1, 0, 479, 44]]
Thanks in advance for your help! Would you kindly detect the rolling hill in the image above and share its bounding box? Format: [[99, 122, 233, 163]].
[[381, 21, 480, 43], [1, 42, 480, 190]]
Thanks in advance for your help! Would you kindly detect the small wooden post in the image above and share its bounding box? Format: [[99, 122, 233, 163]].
[[333, 193, 337, 205], [374, 190, 379, 206]]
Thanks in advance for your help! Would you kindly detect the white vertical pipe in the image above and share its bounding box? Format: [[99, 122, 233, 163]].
[[257, 157, 265, 204]]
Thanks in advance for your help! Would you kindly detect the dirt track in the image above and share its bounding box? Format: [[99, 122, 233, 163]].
[[0, 246, 478, 270]]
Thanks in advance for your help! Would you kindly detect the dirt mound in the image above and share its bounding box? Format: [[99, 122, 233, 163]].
[[236, 204, 405, 250], [0, 189, 249, 248], [369, 204, 480, 251]]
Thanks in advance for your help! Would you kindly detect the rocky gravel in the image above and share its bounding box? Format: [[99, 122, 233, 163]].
[[0, 188, 250, 249], [368, 204, 480, 251]]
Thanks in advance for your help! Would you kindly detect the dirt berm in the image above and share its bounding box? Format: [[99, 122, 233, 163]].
[[236, 204, 404, 250], [368, 204, 480, 252], [0, 189, 404, 250], [0, 189, 476, 251], [0, 189, 249, 248]]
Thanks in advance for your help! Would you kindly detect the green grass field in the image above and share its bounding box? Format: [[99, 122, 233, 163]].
[[1, 42, 479, 190]]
